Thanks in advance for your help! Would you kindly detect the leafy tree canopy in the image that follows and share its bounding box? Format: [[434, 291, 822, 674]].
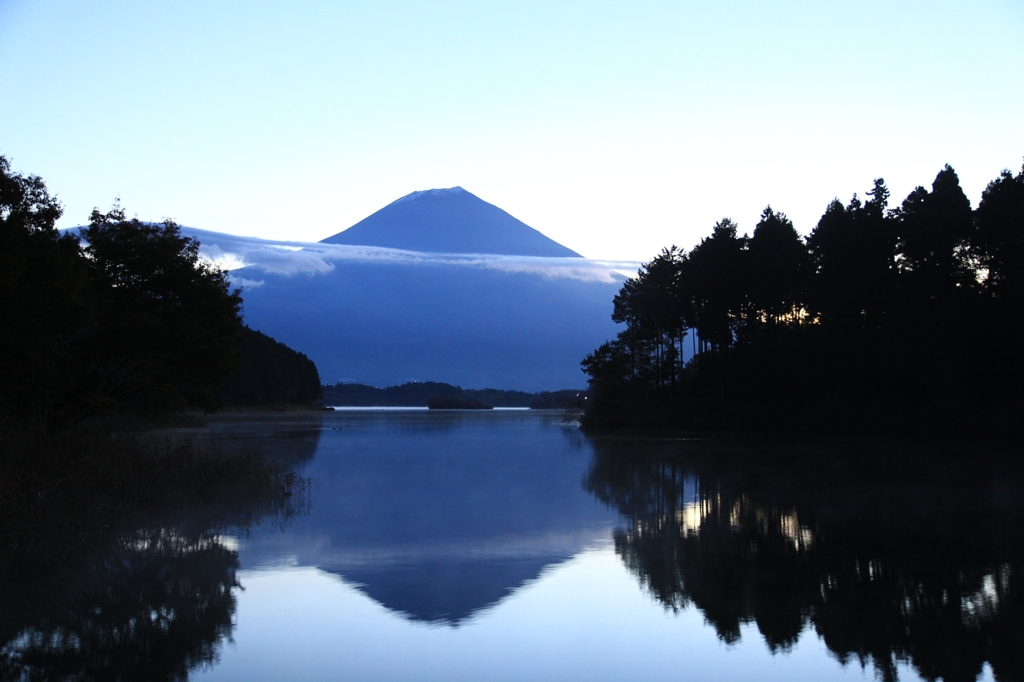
[[0, 156, 244, 426], [582, 161, 1024, 433]]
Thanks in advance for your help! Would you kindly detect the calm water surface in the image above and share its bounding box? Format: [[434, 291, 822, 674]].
[[6, 410, 1022, 681]]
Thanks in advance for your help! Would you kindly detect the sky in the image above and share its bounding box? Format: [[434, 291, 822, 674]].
[[1, 0, 1022, 261]]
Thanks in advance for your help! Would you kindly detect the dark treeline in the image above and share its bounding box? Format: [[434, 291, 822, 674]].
[[217, 327, 323, 408], [427, 395, 493, 409], [0, 156, 242, 427], [582, 163, 1024, 433], [1, 155, 323, 424], [585, 437, 1024, 682], [322, 381, 586, 408]]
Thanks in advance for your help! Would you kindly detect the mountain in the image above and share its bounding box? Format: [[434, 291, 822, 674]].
[[66, 197, 624, 390], [112, 188, 627, 391], [321, 187, 582, 257]]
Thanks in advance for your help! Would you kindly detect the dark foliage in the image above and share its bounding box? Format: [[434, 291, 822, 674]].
[[0, 156, 244, 426], [0, 156, 93, 425], [582, 162, 1024, 434], [217, 326, 322, 407], [321, 381, 586, 408], [76, 207, 244, 420]]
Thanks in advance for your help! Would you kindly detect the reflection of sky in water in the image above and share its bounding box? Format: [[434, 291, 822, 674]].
[[188, 411, 1004, 682], [199, 551, 969, 682], [9, 413, 1015, 680], [199, 410, 618, 625]]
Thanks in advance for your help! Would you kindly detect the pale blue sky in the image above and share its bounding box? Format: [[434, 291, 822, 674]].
[[1, 0, 1022, 260]]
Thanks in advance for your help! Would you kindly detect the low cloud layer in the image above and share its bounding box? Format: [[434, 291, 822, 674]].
[[184, 227, 635, 283]]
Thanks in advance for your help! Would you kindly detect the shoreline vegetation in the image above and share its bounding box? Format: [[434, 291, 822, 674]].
[[581, 163, 1024, 437]]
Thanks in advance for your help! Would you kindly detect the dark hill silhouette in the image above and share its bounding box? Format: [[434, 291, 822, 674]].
[[321, 187, 582, 257], [216, 327, 322, 407]]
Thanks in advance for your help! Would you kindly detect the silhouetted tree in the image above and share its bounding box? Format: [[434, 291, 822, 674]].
[[610, 246, 691, 388], [68, 207, 244, 421], [581, 162, 1022, 432], [0, 155, 245, 426], [745, 206, 808, 327], [895, 164, 975, 295], [0, 156, 93, 423], [974, 163, 1024, 300], [806, 181, 895, 330], [687, 219, 745, 354], [804, 182, 897, 403]]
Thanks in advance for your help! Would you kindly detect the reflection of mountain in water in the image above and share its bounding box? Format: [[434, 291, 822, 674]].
[[237, 411, 617, 625], [585, 437, 1024, 682], [342, 555, 561, 625]]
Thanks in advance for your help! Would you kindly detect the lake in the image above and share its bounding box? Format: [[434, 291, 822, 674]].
[[4, 410, 1021, 681]]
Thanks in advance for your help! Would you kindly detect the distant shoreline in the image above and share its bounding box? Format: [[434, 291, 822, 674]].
[[327, 405, 533, 411], [321, 381, 587, 409]]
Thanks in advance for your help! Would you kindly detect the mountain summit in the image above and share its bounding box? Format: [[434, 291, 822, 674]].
[[321, 187, 582, 257]]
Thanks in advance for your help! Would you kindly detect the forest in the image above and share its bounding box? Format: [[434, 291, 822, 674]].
[[0, 154, 322, 426], [0, 163, 241, 427], [217, 327, 322, 409], [582, 163, 1024, 434]]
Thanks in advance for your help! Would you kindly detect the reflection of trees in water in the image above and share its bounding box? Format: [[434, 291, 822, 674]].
[[559, 423, 586, 450], [585, 439, 1024, 682], [0, 477, 309, 681], [1, 530, 237, 681]]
